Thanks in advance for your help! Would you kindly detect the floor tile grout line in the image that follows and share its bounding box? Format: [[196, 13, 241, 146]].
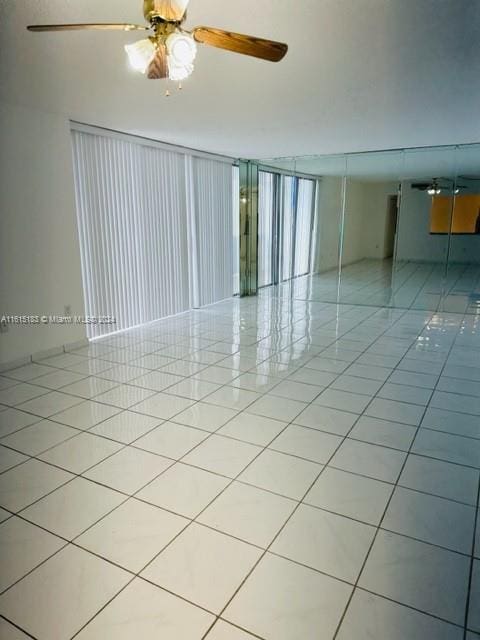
[[10, 405, 475, 527], [239, 545, 471, 631], [1, 449, 206, 616], [3, 353, 285, 430], [4, 430, 194, 550], [61, 306, 351, 639], [4, 325, 465, 423], [267, 424, 480, 463], [331, 304, 470, 639], [463, 475, 480, 640], [1, 298, 368, 405], [198, 304, 423, 638], [351, 584, 468, 631], [124, 393, 306, 579], [0, 423, 118, 473], [4, 506, 467, 640], [0, 535, 72, 598], [2, 370, 93, 392], [26, 312, 472, 498], [10, 405, 224, 523], [1, 350, 267, 477], [0, 401, 206, 468], [0, 298, 476, 636], [7, 434, 469, 558], [1, 336, 315, 635], [0, 614, 39, 640], [4, 322, 468, 462], [96, 316, 372, 636]]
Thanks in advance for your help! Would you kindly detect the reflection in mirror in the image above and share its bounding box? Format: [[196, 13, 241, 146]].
[[394, 147, 456, 311], [256, 155, 322, 295], [309, 155, 346, 304], [443, 144, 480, 314], [261, 154, 347, 306], [253, 155, 332, 369], [341, 151, 403, 307], [255, 143, 479, 317]]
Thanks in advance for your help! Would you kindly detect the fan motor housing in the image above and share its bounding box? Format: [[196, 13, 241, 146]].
[[144, 1, 184, 23]]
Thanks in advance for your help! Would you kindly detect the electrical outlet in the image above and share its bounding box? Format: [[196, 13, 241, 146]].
[[0, 318, 8, 333], [64, 305, 72, 316]]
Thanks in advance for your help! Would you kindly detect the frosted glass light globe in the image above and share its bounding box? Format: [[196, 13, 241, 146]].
[[125, 38, 156, 73], [166, 32, 197, 66], [168, 62, 194, 81]]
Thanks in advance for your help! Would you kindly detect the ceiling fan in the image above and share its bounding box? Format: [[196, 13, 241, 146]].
[[27, 0, 288, 86], [411, 179, 467, 195]]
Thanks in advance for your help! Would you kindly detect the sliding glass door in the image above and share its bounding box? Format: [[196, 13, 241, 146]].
[[258, 170, 316, 288]]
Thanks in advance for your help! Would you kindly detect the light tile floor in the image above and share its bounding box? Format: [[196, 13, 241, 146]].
[[285, 258, 480, 315], [0, 290, 479, 639]]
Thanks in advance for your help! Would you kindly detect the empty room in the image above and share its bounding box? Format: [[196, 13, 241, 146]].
[[0, 1, 479, 639]]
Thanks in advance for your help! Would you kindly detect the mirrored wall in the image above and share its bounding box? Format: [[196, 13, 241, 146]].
[[255, 143, 480, 315]]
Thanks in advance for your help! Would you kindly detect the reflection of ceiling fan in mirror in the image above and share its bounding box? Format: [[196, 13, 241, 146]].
[[411, 178, 467, 195], [27, 0, 288, 86]]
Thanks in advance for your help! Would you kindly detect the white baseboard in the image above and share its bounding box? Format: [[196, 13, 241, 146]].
[[0, 338, 90, 373]]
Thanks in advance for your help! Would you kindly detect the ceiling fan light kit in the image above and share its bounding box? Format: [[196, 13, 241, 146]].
[[165, 32, 197, 80], [412, 178, 466, 197], [27, 0, 288, 92], [124, 38, 156, 73]]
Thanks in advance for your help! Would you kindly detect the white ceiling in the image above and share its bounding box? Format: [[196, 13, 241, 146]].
[[1, 0, 480, 158]]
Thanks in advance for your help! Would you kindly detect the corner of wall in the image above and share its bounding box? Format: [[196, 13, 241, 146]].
[[0, 101, 87, 366]]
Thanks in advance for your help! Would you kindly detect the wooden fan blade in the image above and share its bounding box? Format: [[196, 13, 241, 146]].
[[27, 24, 149, 32], [147, 44, 168, 79], [193, 27, 288, 62], [143, 1, 190, 22]]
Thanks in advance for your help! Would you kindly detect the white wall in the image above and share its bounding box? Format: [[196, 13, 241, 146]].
[[0, 101, 86, 366], [396, 181, 480, 264]]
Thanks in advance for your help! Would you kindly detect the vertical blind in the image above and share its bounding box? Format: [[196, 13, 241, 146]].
[[188, 157, 234, 307], [71, 128, 234, 338]]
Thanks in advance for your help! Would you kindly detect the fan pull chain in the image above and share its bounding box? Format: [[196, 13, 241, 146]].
[[164, 83, 182, 96]]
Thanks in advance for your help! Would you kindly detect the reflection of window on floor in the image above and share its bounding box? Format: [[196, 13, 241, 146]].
[[431, 195, 480, 234], [258, 169, 316, 287]]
